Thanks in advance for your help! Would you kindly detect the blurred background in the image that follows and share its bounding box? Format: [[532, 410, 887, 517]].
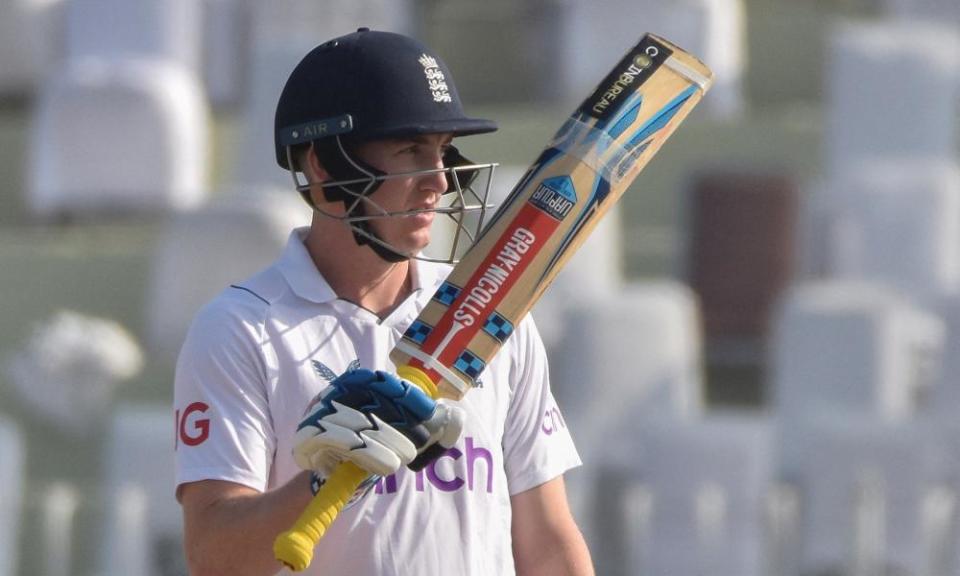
[[0, 0, 958, 574]]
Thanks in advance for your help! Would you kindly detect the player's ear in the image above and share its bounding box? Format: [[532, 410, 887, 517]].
[[302, 143, 331, 184]]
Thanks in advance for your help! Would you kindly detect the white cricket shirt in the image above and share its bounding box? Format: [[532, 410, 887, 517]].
[[174, 228, 581, 575]]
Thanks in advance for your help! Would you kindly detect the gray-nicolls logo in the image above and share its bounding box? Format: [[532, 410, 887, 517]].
[[418, 54, 452, 103]]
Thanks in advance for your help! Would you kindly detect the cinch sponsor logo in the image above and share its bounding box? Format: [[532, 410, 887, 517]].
[[451, 228, 536, 327], [592, 47, 660, 116], [542, 405, 567, 436], [175, 401, 210, 449], [374, 436, 495, 494]]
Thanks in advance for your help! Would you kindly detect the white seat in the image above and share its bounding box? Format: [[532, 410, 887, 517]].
[[770, 281, 944, 422], [805, 159, 960, 303], [99, 405, 184, 576], [28, 57, 209, 218], [783, 416, 938, 576], [820, 161, 960, 301], [824, 20, 960, 177], [549, 281, 704, 443], [0, 419, 24, 576], [592, 414, 772, 576], [0, 0, 65, 97], [146, 188, 309, 361], [235, 0, 414, 189], [65, 0, 201, 75], [561, 0, 746, 118]]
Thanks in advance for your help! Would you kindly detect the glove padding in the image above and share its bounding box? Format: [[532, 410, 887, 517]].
[[294, 369, 465, 479]]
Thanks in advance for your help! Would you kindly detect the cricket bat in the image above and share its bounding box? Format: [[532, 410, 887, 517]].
[[274, 33, 712, 571]]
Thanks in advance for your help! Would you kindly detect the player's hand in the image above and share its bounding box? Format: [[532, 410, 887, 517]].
[[293, 369, 465, 481]]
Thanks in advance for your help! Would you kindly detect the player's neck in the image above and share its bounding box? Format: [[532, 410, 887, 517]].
[[304, 227, 413, 318]]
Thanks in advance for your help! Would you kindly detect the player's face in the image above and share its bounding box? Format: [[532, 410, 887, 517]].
[[352, 133, 453, 255]]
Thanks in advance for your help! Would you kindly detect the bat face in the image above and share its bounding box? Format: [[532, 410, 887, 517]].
[[392, 34, 713, 399]]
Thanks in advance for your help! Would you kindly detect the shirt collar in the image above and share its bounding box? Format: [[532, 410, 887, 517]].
[[276, 227, 338, 304], [276, 227, 447, 305]]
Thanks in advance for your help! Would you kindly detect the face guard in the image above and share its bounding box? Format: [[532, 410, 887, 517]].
[[285, 137, 498, 264]]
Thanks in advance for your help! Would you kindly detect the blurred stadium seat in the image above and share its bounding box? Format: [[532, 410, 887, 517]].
[[26, 0, 209, 218], [99, 405, 184, 576], [0, 420, 24, 576], [551, 281, 705, 436], [64, 0, 202, 76], [821, 160, 960, 302], [686, 170, 797, 345], [684, 169, 798, 404], [770, 281, 944, 422], [824, 20, 960, 177], [553, 281, 705, 541], [781, 416, 940, 576], [146, 188, 309, 362], [28, 58, 209, 218], [591, 413, 772, 576]]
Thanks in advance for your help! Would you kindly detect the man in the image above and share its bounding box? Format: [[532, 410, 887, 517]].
[[174, 28, 594, 575]]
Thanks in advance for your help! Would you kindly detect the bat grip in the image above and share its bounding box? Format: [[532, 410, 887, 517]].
[[273, 462, 369, 571], [396, 364, 440, 399], [274, 364, 440, 571]]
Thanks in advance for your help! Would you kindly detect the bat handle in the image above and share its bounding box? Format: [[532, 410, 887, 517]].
[[396, 364, 440, 399], [274, 364, 440, 571], [273, 462, 369, 571]]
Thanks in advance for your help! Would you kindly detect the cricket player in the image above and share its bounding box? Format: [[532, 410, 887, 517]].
[[174, 28, 594, 575]]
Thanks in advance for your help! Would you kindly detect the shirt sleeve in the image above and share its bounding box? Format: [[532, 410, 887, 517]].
[[173, 292, 275, 497], [502, 316, 582, 495]]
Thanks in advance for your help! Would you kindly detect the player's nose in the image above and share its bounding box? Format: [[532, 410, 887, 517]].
[[418, 151, 449, 196]]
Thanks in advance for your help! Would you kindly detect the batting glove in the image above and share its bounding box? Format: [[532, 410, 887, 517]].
[[293, 369, 466, 483]]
